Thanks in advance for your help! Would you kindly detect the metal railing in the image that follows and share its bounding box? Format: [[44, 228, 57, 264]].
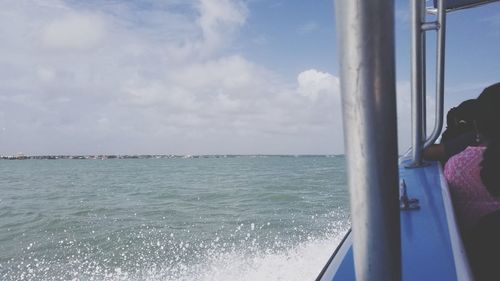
[[408, 0, 447, 167]]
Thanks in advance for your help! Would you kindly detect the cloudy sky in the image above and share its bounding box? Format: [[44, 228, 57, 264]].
[[1, 0, 499, 155]]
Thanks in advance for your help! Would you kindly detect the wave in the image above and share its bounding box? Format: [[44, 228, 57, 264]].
[[1, 223, 349, 281]]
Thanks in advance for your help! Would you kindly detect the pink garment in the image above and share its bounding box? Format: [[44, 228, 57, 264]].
[[444, 146, 500, 236]]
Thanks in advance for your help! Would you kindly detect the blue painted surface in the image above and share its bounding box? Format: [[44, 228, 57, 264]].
[[399, 160, 457, 280], [328, 160, 458, 281], [330, 247, 354, 281]]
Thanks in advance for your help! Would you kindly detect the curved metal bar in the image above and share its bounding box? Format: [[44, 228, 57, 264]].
[[335, 0, 401, 280], [424, 0, 447, 148]]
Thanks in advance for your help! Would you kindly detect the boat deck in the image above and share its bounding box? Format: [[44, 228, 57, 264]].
[[319, 160, 472, 280]]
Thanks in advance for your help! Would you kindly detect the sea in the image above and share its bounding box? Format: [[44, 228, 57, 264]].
[[0, 155, 350, 281]]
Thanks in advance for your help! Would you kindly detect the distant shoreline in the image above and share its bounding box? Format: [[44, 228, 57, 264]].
[[1, 154, 341, 160]]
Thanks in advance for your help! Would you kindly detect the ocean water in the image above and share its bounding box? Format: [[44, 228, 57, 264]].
[[0, 156, 349, 281]]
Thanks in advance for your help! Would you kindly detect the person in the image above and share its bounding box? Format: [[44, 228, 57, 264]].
[[442, 99, 478, 143], [467, 193, 500, 281], [444, 146, 494, 235], [443, 82, 500, 281], [424, 99, 478, 162], [444, 83, 500, 228]]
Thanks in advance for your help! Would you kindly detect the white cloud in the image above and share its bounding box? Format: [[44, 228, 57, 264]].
[[37, 67, 56, 83], [197, 0, 248, 52], [169, 56, 260, 95], [297, 69, 340, 101], [0, 0, 344, 155], [41, 13, 106, 50]]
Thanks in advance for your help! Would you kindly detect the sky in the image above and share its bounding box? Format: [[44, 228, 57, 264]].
[[0, 0, 499, 156]]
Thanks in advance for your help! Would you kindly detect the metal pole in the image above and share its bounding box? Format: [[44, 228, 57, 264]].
[[334, 0, 401, 280], [422, 31, 427, 141], [409, 0, 425, 166], [424, 0, 447, 148]]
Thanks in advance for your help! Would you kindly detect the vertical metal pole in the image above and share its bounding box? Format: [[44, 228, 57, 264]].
[[421, 31, 427, 140], [410, 0, 425, 166], [424, 0, 447, 148], [334, 0, 401, 281]]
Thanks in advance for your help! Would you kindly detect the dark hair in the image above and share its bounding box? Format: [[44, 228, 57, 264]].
[[442, 99, 478, 143], [477, 83, 500, 196]]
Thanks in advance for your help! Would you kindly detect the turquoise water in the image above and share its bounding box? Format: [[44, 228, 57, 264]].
[[0, 156, 349, 281]]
